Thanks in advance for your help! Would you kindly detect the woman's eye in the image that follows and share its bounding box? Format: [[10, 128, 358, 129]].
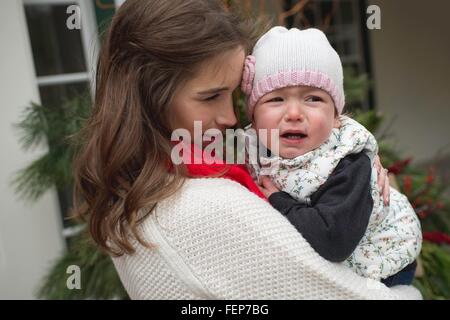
[[266, 97, 283, 103], [204, 94, 220, 101], [306, 95, 323, 102]]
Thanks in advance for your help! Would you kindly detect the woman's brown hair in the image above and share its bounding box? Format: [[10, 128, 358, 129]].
[[72, 0, 261, 256]]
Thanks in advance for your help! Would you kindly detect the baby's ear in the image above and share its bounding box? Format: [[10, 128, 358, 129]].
[[333, 116, 341, 128]]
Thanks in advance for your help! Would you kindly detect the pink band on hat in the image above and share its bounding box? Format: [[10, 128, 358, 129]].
[[241, 55, 256, 95]]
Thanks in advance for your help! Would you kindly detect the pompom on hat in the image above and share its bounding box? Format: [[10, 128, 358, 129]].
[[241, 26, 345, 120]]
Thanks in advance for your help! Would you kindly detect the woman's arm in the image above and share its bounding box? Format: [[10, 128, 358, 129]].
[[268, 153, 373, 262], [149, 178, 421, 300]]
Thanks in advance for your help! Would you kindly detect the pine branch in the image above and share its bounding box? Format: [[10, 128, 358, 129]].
[[12, 95, 90, 201], [15, 102, 50, 151]]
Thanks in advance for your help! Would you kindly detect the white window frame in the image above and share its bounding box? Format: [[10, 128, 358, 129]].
[[23, 0, 99, 91]]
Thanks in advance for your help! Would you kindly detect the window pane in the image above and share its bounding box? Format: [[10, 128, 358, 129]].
[[38, 82, 91, 230], [319, 0, 335, 26], [302, 3, 316, 27], [343, 39, 355, 56], [340, 1, 354, 25], [58, 185, 74, 229], [39, 82, 90, 108], [25, 4, 87, 76]]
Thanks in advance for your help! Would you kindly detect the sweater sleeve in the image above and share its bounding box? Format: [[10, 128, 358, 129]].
[[141, 178, 421, 300], [268, 153, 373, 262]]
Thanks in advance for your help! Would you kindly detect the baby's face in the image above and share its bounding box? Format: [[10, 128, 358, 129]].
[[253, 86, 339, 159]]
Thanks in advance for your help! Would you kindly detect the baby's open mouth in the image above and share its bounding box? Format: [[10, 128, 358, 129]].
[[281, 131, 307, 140]]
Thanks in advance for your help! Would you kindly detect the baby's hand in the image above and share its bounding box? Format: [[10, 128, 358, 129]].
[[258, 176, 280, 198]]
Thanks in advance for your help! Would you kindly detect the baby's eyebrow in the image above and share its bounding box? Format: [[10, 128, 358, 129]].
[[303, 87, 325, 94], [197, 87, 228, 95]]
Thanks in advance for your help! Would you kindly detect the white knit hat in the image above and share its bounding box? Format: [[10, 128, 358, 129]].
[[241, 26, 345, 119]]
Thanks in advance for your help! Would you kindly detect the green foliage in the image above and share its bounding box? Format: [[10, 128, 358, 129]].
[[352, 109, 383, 134], [37, 232, 128, 300], [343, 67, 371, 108], [14, 95, 127, 299], [13, 96, 90, 201], [414, 242, 450, 300]]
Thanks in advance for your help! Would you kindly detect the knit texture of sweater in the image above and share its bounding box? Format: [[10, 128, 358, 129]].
[[111, 178, 422, 300]]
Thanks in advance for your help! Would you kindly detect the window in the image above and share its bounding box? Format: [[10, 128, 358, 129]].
[[24, 0, 98, 104], [24, 0, 99, 236]]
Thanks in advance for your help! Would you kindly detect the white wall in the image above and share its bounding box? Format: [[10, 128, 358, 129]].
[[0, 0, 65, 299], [368, 0, 450, 163]]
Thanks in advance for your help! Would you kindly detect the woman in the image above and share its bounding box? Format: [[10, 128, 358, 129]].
[[73, 0, 421, 299]]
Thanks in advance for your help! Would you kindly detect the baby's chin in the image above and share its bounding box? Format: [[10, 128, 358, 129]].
[[278, 142, 321, 159], [277, 136, 330, 159], [279, 149, 309, 159]]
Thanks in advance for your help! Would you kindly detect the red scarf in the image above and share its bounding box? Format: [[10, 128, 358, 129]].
[[172, 142, 266, 200]]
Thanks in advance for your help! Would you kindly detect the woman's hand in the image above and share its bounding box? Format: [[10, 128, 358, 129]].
[[374, 155, 390, 205], [258, 176, 280, 198]]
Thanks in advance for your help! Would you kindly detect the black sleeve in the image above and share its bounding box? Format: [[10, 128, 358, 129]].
[[268, 153, 373, 262]]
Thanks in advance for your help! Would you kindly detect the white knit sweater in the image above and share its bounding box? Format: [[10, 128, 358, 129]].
[[111, 178, 422, 299]]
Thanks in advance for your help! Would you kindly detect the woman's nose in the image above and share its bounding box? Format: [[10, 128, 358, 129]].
[[216, 101, 238, 128]]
